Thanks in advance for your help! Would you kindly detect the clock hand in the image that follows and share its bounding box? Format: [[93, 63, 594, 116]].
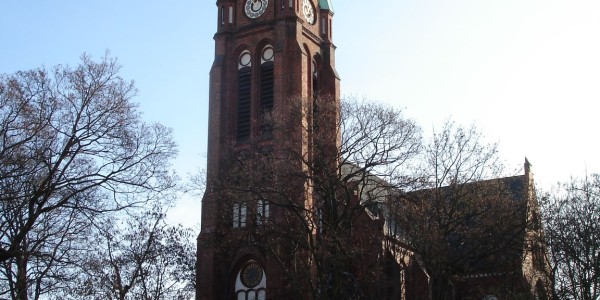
[[252, 0, 262, 11]]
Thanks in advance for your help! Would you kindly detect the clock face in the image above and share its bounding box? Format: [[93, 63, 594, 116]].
[[240, 262, 263, 288], [302, 0, 315, 24], [245, 0, 269, 19]]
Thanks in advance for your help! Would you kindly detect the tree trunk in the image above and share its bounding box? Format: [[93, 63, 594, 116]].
[[15, 251, 29, 300], [429, 275, 452, 300]]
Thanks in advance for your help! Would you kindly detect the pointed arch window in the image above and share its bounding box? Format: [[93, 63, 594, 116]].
[[235, 261, 266, 300], [237, 50, 252, 141], [259, 45, 275, 136]]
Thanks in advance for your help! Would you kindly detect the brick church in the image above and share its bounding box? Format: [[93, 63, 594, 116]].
[[196, 1, 552, 299]]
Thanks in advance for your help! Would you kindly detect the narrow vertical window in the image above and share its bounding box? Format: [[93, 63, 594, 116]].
[[229, 6, 234, 24], [260, 45, 275, 136], [221, 6, 225, 25], [257, 199, 270, 225], [238, 51, 252, 141], [312, 59, 319, 99], [233, 203, 247, 228], [233, 203, 240, 228], [311, 57, 321, 136]]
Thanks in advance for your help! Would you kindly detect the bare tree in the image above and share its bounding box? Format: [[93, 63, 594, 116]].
[[207, 98, 421, 299], [0, 201, 94, 300], [388, 121, 530, 300], [542, 174, 600, 300], [58, 207, 196, 300], [0, 54, 177, 300]]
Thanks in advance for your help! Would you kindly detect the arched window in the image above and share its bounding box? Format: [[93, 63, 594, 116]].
[[235, 261, 266, 300], [259, 45, 274, 136], [237, 50, 252, 141]]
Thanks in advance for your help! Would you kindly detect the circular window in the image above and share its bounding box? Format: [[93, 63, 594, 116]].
[[240, 262, 263, 288], [239, 52, 252, 68], [262, 47, 274, 62]]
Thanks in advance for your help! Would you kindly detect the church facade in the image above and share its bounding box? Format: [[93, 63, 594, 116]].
[[196, 1, 552, 299]]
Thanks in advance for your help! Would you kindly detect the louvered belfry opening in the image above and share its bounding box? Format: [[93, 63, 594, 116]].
[[260, 61, 274, 135], [237, 66, 252, 141], [259, 45, 275, 137]]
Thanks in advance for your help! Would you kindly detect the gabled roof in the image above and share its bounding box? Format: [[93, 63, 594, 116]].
[[411, 175, 527, 203], [395, 175, 530, 274]]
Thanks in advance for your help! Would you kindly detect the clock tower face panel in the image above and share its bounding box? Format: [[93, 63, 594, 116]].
[[302, 0, 316, 24], [244, 0, 268, 19], [222, 0, 325, 33]]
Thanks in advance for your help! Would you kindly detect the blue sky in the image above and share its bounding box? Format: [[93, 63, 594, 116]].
[[2, 1, 599, 226]]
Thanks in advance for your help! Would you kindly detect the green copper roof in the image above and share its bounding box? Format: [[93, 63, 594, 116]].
[[319, 0, 334, 13]]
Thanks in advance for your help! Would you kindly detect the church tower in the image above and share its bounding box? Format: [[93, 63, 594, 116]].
[[197, 0, 339, 299]]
